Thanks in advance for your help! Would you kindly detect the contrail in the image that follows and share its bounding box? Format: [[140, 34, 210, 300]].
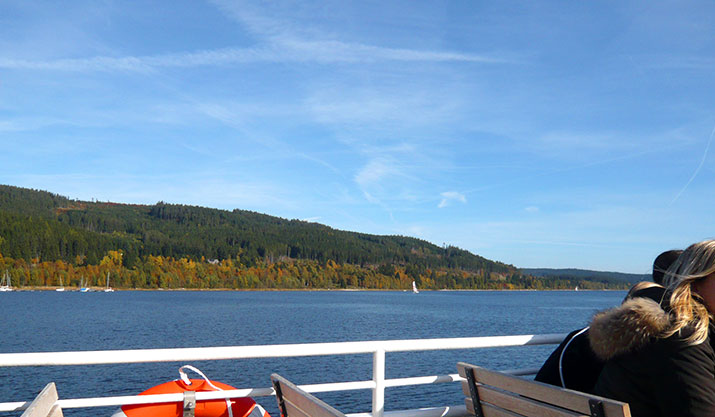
[[670, 123, 715, 205]]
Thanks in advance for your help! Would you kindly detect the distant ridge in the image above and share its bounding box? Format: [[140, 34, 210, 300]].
[[520, 268, 649, 285]]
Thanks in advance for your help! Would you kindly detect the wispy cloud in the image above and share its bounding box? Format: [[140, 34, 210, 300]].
[[306, 88, 462, 129], [209, 0, 505, 64], [281, 39, 504, 64], [0, 40, 502, 73], [0, 56, 155, 72], [0, 47, 270, 72], [438, 191, 466, 208], [354, 158, 402, 189], [670, 123, 715, 205], [0, 119, 53, 132], [352, 156, 425, 222]]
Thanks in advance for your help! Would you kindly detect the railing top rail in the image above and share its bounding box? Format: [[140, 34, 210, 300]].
[[0, 333, 566, 367]]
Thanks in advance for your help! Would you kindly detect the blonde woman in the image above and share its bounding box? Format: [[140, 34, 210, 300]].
[[589, 240, 715, 417]]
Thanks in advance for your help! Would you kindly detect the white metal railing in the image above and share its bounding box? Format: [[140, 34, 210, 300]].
[[0, 333, 566, 417]]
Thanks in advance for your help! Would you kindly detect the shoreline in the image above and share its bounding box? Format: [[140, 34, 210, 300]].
[[7, 286, 628, 292]]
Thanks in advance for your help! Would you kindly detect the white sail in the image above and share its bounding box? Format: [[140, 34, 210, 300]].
[[412, 280, 419, 294], [79, 276, 89, 292], [104, 272, 114, 292], [0, 271, 12, 292]]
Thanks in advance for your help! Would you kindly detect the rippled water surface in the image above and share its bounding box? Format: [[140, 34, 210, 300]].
[[0, 290, 625, 416]]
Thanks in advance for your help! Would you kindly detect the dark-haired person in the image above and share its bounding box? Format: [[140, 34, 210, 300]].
[[533, 250, 678, 392], [652, 249, 682, 285], [589, 240, 715, 417]]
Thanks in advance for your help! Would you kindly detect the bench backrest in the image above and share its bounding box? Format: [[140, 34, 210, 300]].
[[271, 374, 346, 417], [21, 383, 63, 417], [457, 362, 630, 417]]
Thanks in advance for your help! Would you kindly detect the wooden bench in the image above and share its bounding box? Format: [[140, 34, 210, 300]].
[[457, 362, 631, 417], [21, 383, 63, 417], [271, 374, 346, 417]]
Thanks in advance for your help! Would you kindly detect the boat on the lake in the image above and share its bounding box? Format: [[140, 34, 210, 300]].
[[0, 271, 12, 292], [79, 277, 89, 292], [104, 272, 115, 293], [55, 277, 65, 292]]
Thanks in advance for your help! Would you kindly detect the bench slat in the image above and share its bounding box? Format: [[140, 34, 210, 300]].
[[467, 398, 522, 417], [284, 401, 311, 417], [463, 384, 586, 417]]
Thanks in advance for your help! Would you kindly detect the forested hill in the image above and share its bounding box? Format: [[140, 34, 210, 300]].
[[0, 185, 630, 290], [520, 268, 649, 285], [0, 184, 505, 271]]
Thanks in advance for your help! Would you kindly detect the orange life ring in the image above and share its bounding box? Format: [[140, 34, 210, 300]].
[[112, 377, 270, 417]]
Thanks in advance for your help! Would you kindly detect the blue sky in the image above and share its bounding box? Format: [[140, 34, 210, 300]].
[[1, 1, 713, 273]]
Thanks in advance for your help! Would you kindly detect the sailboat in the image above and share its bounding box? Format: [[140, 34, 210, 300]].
[[55, 276, 65, 292], [412, 280, 419, 294], [79, 277, 89, 293], [0, 271, 12, 292], [104, 272, 114, 292]]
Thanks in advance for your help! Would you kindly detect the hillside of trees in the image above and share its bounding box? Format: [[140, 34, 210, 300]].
[[520, 268, 649, 285], [0, 185, 632, 290]]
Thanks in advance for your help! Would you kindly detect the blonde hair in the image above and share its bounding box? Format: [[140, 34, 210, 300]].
[[662, 240, 715, 345]]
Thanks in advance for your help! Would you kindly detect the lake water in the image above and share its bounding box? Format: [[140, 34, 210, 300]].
[[0, 290, 625, 416]]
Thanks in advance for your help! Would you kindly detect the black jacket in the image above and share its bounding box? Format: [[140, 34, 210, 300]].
[[534, 327, 603, 392], [589, 293, 715, 417]]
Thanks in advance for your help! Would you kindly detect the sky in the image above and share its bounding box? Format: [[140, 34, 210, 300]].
[[1, 1, 714, 274]]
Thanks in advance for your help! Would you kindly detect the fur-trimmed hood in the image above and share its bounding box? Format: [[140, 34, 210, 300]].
[[589, 297, 672, 361]]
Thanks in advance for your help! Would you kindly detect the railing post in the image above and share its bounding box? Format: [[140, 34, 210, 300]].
[[372, 348, 385, 417]]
